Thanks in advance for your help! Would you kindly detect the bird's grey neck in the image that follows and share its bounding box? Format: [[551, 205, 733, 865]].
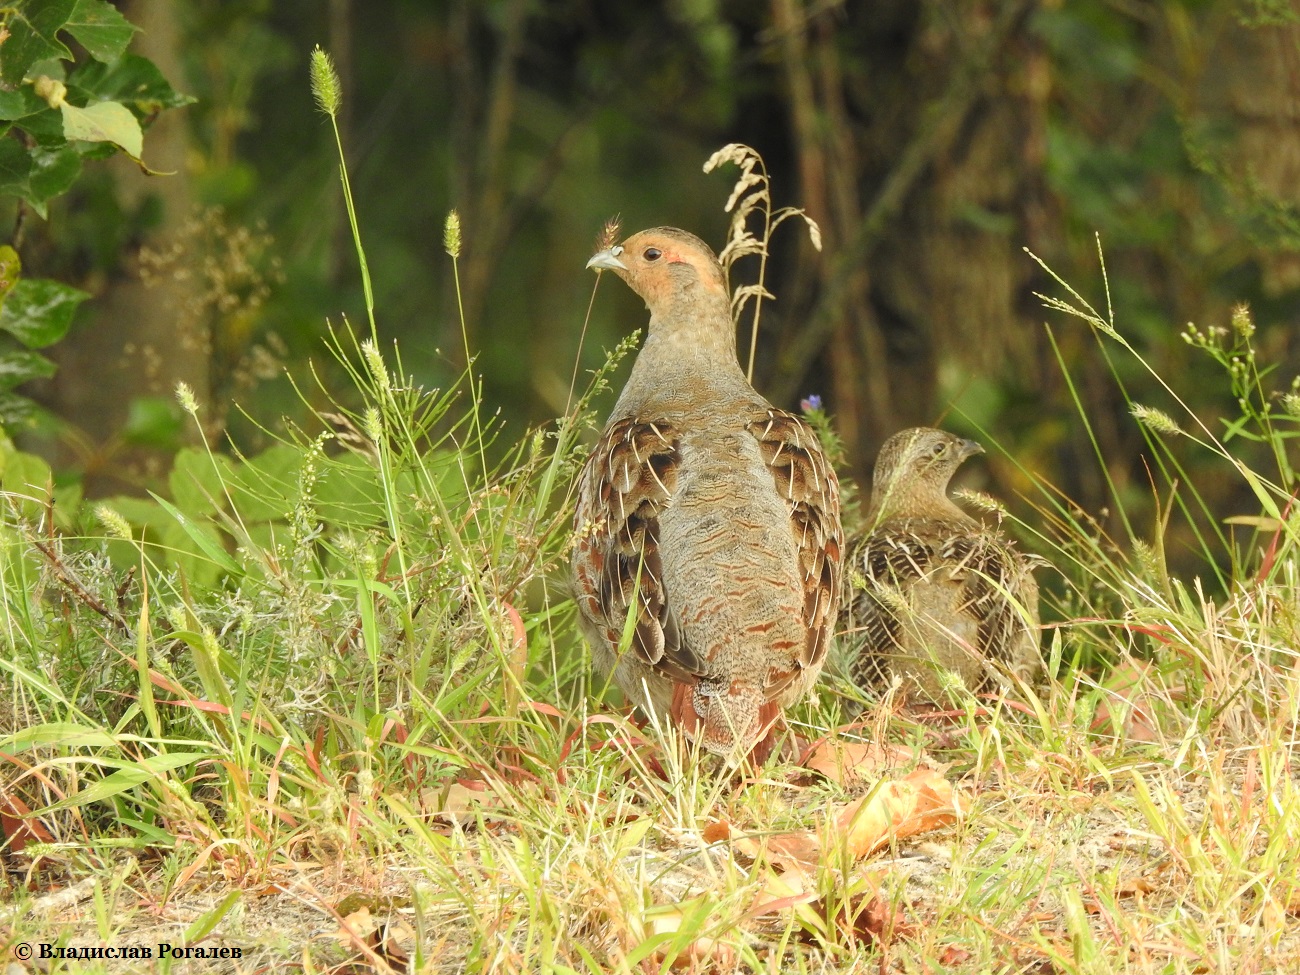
[[638, 286, 739, 369], [615, 307, 748, 416]]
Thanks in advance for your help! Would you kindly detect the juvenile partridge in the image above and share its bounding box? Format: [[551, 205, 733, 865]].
[[573, 227, 842, 763], [841, 427, 1040, 702]]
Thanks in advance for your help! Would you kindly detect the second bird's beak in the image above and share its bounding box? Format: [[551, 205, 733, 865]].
[[958, 439, 985, 460], [586, 245, 627, 271]]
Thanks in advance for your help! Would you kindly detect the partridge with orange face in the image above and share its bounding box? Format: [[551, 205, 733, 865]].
[[572, 227, 842, 763], [841, 427, 1040, 702]]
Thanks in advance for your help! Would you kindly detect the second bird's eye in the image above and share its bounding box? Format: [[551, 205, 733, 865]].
[[644, 247, 662, 261]]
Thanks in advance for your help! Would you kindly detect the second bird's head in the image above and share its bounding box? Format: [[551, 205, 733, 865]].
[[587, 227, 728, 311], [874, 427, 984, 499]]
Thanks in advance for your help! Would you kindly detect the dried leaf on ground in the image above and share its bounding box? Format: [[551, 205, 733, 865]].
[[836, 766, 965, 859], [0, 789, 55, 852], [749, 853, 816, 912], [334, 905, 379, 942], [1083, 871, 1157, 913], [750, 865, 910, 948], [734, 766, 964, 869], [701, 818, 731, 843], [637, 897, 738, 971], [817, 889, 913, 947], [799, 736, 915, 786], [420, 778, 501, 827]]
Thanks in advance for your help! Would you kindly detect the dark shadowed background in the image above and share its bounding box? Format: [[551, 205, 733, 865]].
[[18, 0, 1300, 565]]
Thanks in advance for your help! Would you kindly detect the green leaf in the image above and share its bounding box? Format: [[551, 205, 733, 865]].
[[0, 277, 88, 348], [0, 390, 36, 426], [0, 0, 76, 86], [227, 444, 302, 522], [29, 144, 81, 203], [150, 493, 243, 578], [42, 752, 210, 814], [63, 0, 137, 64], [102, 495, 175, 533], [0, 246, 20, 305], [69, 54, 195, 117], [0, 138, 37, 211], [1, 445, 52, 517], [185, 891, 242, 945], [0, 722, 116, 753], [0, 89, 36, 120], [0, 86, 63, 145], [60, 99, 141, 157], [170, 448, 236, 518], [0, 138, 82, 214], [0, 348, 56, 390], [122, 396, 183, 447]]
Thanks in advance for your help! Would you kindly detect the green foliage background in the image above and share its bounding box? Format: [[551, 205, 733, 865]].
[[3, 0, 1300, 591]]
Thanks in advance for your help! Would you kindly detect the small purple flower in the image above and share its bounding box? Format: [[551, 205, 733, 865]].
[[800, 394, 823, 414]]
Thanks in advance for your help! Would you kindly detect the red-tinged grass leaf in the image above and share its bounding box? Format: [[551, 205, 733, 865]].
[[502, 600, 528, 711], [524, 700, 566, 719], [306, 725, 326, 781], [173, 840, 225, 893]]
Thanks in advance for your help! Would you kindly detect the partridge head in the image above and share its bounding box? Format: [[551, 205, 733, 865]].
[[867, 427, 984, 525], [573, 227, 842, 764]]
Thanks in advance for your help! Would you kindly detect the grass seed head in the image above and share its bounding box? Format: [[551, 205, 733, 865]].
[[310, 46, 341, 117], [444, 209, 462, 259]]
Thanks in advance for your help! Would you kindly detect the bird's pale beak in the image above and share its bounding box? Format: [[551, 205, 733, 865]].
[[586, 245, 627, 271], [958, 439, 985, 460]]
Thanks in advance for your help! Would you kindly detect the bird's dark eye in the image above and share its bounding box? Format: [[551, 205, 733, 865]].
[[643, 247, 662, 262], [930, 442, 947, 457]]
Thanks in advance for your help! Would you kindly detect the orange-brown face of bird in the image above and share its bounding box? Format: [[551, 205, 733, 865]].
[[587, 227, 728, 309]]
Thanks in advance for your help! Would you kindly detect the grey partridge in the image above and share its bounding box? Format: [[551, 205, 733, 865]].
[[572, 227, 842, 763], [841, 427, 1040, 702]]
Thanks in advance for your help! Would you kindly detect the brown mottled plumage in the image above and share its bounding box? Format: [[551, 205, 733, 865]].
[[841, 427, 1040, 702], [572, 227, 842, 763]]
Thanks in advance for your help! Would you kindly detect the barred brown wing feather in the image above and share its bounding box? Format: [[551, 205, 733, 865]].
[[573, 417, 699, 680], [748, 408, 842, 682], [845, 527, 933, 686], [955, 534, 1037, 665]]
